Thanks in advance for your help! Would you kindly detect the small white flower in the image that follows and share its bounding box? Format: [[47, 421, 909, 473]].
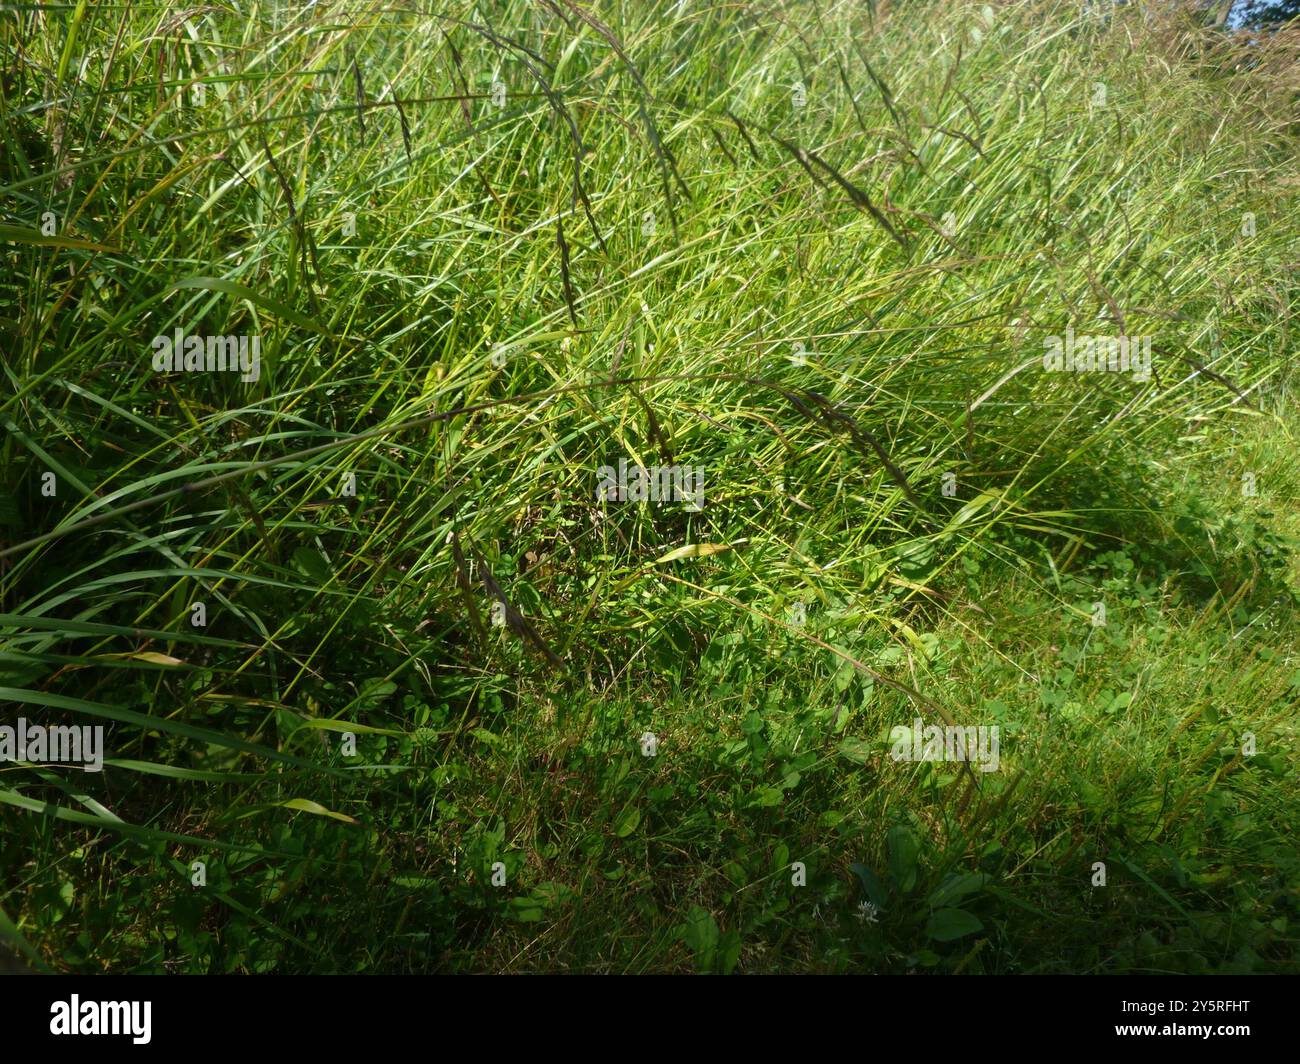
[[855, 900, 882, 924]]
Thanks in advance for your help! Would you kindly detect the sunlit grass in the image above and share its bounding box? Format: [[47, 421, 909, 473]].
[[0, 0, 1297, 973]]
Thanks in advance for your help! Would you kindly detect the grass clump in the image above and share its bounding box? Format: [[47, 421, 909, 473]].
[[1, 0, 1298, 973]]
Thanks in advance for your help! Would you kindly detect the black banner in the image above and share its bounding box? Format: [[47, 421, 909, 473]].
[[0, 974, 1286, 1050]]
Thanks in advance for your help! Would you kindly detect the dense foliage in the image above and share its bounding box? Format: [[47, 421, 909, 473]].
[[1, 0, 1298, 973]]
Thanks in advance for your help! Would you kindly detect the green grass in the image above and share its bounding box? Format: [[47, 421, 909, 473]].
[[1, 0, 1298, 973]]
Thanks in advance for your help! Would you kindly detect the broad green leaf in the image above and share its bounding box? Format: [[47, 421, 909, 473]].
[[928, 872, 990, 909], [839, 738, 874, 764], [850, 863, 889, 909], [682, 905, 719, 972], [507, 896, 546, 922], [291, 547, 333, 584], [888, 825, 919, 893], [613, 805, 641, 837], [926, 907, 984, 942], [718, 929, 742, 975]]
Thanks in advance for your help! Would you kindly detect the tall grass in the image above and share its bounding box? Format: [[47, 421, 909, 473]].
[[1, 0, 1297, 972]]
